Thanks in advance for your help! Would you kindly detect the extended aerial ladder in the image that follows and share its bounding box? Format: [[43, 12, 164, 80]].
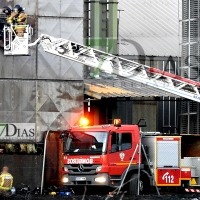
[[3, 28, 200, 102]]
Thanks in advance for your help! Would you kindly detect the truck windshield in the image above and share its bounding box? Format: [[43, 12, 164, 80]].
[[64, 131, 108, 154]]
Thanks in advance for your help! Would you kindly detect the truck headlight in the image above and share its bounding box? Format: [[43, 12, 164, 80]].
[[96, 166, 102, 172], [95, 176, 106, 183], [62, 177, 69, 183]]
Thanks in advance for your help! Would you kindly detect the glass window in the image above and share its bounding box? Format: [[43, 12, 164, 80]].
[[111, 132, 132, 152], [65, 131, 108, 155]]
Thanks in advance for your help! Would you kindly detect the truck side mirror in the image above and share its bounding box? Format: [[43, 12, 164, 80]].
[[137, 118, 147, 127]]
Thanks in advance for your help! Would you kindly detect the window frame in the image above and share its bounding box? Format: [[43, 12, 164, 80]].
[[110, 132, 132, 153]]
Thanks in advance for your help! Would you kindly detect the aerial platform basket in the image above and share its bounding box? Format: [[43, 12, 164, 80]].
[[3, 24, 33, 56]]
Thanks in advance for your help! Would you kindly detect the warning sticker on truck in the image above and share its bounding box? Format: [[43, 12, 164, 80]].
[[156, 168, 181, 186]]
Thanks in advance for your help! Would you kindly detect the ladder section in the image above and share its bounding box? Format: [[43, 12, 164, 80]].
[[29, 34, 200, 102]]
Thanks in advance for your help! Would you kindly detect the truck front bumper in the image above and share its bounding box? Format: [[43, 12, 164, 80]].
[[62, 173, 109, 186]]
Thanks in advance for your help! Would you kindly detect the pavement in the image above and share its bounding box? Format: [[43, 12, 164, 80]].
[[0, 40, 3, 47], [2, 194, 200, 200]]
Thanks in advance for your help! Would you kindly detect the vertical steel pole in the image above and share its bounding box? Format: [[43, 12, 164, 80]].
[[187, 0, 191, 135], [100, 0, 108, 52], [108, 0, 118, 55], [84, 0, 90, 47], [40, 129, 50, 195], [137, 129, 141, 195], [90, 0, 101, 47], [90, 0, 101, 76], [197, 0, 200, 135], [84, 0, 90, 75]]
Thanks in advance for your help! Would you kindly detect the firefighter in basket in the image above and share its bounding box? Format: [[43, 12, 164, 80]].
[[2, 6, 12, 23], [6, 4, 27, 37], [0, 6, 12, 45], [14, 5, 27, 37], [0, 166, 13, 192], [3, 6, 14, 25]]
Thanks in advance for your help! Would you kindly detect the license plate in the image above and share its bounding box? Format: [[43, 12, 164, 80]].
[[75, 177, 86, 181]]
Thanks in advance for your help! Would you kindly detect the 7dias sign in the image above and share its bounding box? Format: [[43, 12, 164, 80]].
[[0, 123, 36, 142]]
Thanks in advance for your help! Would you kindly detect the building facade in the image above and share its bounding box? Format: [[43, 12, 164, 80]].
[[0, 0, 84, 188], [180, 0, 200, 134], [0, 0, 84, 143]]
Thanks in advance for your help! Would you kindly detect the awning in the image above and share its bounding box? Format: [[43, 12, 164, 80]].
[[84, 73, 181, 99]]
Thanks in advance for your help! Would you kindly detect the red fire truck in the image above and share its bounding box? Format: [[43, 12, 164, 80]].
[[60, 119, 191, 195]]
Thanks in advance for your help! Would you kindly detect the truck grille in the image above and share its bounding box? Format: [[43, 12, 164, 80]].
[[67, 164, 100, 175]]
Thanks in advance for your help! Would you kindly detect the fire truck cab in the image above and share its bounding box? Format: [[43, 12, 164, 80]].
[[60, 119, 191, 195]]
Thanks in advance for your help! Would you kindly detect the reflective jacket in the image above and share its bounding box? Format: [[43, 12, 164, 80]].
[[6, 12, 17, 25], [16, 12, 27, 25], [0, 173, 13, 190], [6, 11, 27, 25]]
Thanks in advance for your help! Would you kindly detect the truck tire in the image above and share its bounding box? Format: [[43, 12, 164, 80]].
[[129, 174, 139, 195], [129, 173, 149, 195]]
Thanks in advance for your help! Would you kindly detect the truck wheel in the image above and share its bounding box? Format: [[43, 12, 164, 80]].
[[129, 174, 140, 195], [129, 173, 149, 195]]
